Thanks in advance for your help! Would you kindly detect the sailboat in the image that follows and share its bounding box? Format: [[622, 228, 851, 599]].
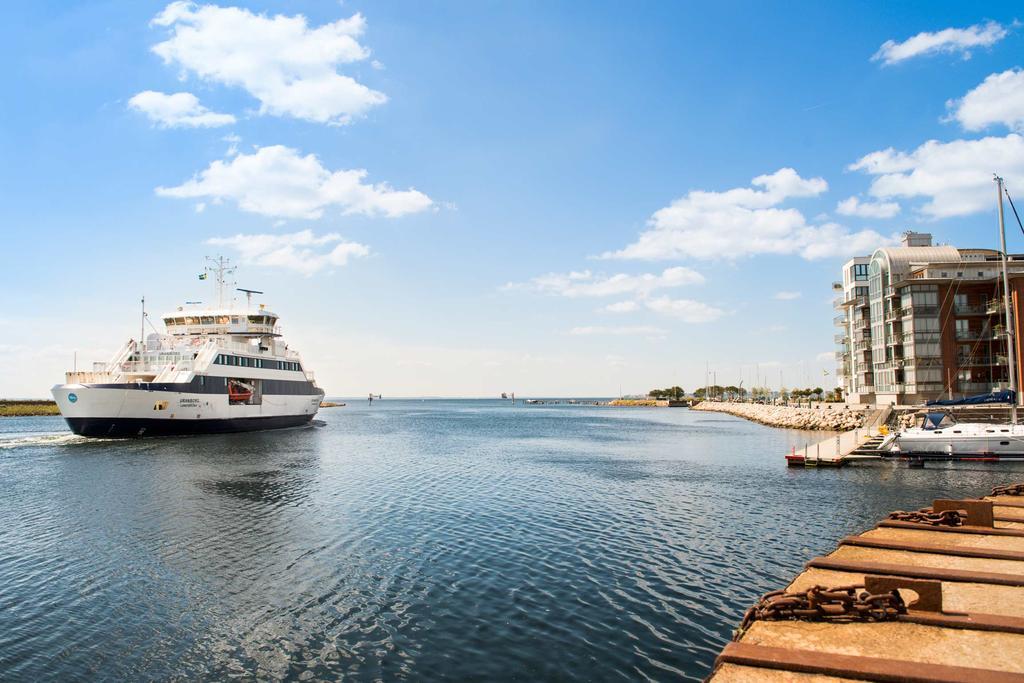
[[892, 176, 1024, 458]]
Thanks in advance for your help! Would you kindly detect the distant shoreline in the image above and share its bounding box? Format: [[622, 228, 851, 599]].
[[0, 400, 60, 417]]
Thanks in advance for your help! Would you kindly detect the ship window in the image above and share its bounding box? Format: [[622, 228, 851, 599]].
[[201, 316, 214, 325], [1002, 429, 1010, 433], [231, 316, 240, 324], [176, 317, 185, 325], [186, 317, 199, 325], [1002, 441, 1011, 445], [217, 316, 229, 324]]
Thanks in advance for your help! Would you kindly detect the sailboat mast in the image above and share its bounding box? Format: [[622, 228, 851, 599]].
[[996, 175, 1018, 423]]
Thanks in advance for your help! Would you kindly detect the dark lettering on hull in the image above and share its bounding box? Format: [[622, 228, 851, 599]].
[[65, 414, 316, 438]]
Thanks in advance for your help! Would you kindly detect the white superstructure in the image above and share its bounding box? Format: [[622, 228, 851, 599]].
[[51, 259, 324, 438]]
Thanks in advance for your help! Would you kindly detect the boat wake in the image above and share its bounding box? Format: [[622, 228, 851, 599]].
[[0, 433, 116, 449]]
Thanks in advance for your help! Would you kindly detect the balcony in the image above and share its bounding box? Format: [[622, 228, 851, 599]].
[[956, 329, 991, 341], [834, 314, 848, 327], [834, 333, 847, 344], [905, 304, 939, 316], [954, 303, 988, 315], [833, 295, 845, 309]]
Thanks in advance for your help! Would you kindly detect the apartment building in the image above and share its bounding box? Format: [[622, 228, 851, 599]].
[[834, 231, 1024, 405]]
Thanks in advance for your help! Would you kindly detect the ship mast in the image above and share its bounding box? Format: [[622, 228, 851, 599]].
[[996, 175, 1018, 423], [205, 256, 236, 309]]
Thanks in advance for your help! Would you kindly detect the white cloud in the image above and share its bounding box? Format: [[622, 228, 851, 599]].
[[206, 229, 369, 275], [815, 351, 835, 362], [601, 168, 885, 261], [504, 266, 704, 298], [156, 144, 433, 219], [603, 301, 639, 313], [946, 68, 1024, 132], [796, 222, 895, 259], [128, 90, 235, 127], [836, 196, 901, 218], [569, 325, 667, 336], [774, 291, 801, 300], [872, 21, 1009, 65], [151, 2, 385, 125], [849, 133, 1024, 219], [644, 297, 725, 323]]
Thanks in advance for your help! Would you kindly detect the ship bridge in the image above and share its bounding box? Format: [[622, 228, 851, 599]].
[[162, 306, 280, 338]]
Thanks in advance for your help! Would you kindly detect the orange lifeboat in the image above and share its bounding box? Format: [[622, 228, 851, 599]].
[[228, 380, 253, 403]]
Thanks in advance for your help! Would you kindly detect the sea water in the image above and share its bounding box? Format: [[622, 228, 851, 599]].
[[1, 400, 1021, 681]]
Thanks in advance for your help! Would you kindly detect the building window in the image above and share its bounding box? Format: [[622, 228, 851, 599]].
[[853, 264, 869, 281]]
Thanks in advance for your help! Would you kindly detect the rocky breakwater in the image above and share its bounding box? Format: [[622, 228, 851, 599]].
[[693, 402, 866, 431]]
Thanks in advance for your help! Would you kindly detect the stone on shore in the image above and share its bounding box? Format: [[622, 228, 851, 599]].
[[692, 401, 865, 431]]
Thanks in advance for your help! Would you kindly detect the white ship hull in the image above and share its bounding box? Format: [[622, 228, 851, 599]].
[[894, 423, 1024, 457], [52, 383, 323, 438]]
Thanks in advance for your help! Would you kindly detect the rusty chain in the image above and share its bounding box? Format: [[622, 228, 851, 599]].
[[736, 584, 906, 639], [992, 483, 1024, 497], [887, 507, 966, 526]]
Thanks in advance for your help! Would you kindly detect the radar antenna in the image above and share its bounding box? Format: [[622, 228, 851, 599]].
[[204, 256, 236, 308], [236, 287, 264, 310]]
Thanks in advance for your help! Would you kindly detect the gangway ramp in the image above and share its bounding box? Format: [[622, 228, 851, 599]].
[[785, 407, 892, 468]]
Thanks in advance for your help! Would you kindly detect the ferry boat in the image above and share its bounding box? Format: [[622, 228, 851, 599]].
[[51, 258, 324, 437]]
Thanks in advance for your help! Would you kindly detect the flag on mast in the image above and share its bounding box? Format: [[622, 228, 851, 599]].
[[198, 273, 208, 280]]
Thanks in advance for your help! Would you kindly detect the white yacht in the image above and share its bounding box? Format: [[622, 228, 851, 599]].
[[892, 410, 1024, 458], [51, 259, 324, 438]]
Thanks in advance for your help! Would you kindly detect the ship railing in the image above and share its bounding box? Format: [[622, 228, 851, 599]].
[[116, 359, 196, 375], [65, 371, 117, 384]]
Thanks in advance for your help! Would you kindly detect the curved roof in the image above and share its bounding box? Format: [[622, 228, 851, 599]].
[[870, 245, 961, 275]]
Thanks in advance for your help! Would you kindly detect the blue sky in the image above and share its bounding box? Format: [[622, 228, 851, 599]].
[[2, 2, 1024, 397]]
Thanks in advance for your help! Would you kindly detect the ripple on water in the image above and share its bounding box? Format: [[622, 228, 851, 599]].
[[2, 402, 1024, 681]]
